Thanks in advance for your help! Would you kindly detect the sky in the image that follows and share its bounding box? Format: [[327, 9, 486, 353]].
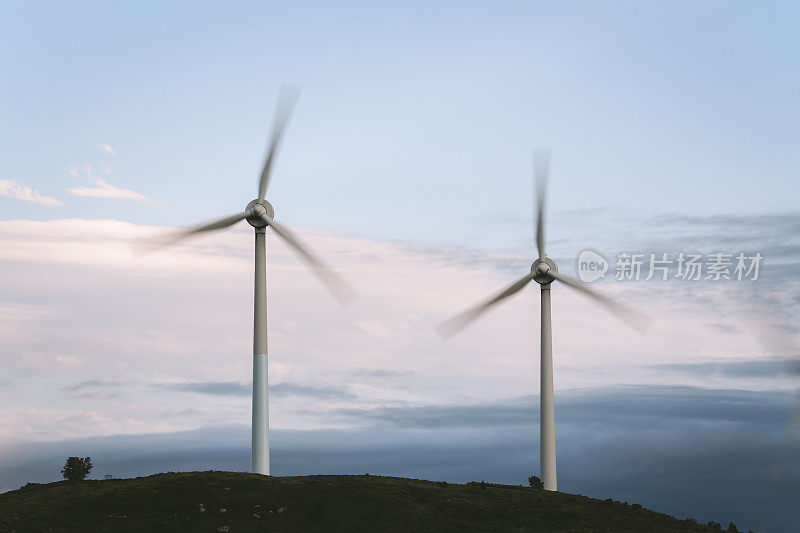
[[1, 2, 799, 532]]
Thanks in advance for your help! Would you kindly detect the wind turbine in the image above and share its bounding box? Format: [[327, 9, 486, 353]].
[[142, 87, 356, 475], [437, 149, 647, 492]]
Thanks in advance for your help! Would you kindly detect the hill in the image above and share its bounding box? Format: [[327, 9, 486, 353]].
[[0, 471, 730, 532]]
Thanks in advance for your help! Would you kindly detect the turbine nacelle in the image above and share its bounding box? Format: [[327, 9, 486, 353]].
[[531, 257, 558, 285], [245, 199, 275, 228]]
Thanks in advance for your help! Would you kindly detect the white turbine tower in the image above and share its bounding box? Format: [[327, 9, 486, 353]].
[[143, 87, 355, 475], [437, 149, 647, 492]]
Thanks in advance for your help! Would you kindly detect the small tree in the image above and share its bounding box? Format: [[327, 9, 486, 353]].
[[528, 475, 543, 490], [61, 457, 92, 481]]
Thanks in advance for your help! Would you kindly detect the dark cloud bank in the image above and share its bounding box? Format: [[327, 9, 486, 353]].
[[2, 385, 798, 533], [153, 381, 358, 400]]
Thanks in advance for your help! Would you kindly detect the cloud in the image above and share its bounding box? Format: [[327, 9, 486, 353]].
[[67, 164, 97, 179], [271, 382, 358, 401], [63, 380, 123, 400], [0, 179, 62, 206], [333, 399, 534, 429], [55, 354, 82, 368], [63, 379, 116, 392], [0, 407, 178, 445], [353, 368, 414, 380], [327, 385, 795, 430], [0, 217, 795, 443], [154, 380, 358, 401], [64, 154, 154, 205], [488, 209, 800, 295], [98, 143, 116, 155], [705, 322, 740, 334], [155, 381, 250, 397], [66, 179, 158, 205], [651, 358, 800, 379]]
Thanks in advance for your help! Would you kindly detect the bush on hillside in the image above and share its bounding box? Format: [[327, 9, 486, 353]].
[[527, 476, 543, 490], [61, 457, 92, 481]]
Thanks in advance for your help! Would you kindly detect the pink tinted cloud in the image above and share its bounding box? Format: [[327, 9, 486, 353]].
[[67, 179, 159, 205], [0, 179, 63, 206], [0, 218, 792, 444]]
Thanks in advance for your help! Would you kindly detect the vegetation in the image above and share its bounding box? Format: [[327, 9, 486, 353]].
[[0, 471, 729, 532], [527, 475, 543, 490], [60, 457, 93, 481]]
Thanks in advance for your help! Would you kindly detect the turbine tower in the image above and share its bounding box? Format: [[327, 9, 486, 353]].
[[437, 149, 646, 491], [143, 87, 355, 475]]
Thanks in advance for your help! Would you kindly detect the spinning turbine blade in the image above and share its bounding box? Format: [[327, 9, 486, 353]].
[[260, 213, 356, 307], [258, 86, 300, 201], [550, 272, 651, 333], [533, 148, 550, 259], [436, 273, 535, 339], [136, 211, 247, 253]]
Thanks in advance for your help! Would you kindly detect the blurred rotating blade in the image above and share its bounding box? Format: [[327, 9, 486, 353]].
[[135, 211, 247, 254], [533, 148, 550, 259], [258, 85, 300, 200], [261, 213, 356, 306], [550, 272, 651, 333], [436, 273, 535, 340]]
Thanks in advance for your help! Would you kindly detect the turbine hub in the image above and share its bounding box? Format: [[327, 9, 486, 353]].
[[245, 199, 275, 228], [531, 257, 558, 285]]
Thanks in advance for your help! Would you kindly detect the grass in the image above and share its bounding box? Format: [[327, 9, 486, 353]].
[[0, 471, 724, 532]]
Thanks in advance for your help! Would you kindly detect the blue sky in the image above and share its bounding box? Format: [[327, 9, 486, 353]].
[[3, 1, 800, 246], [1, 3, 799, 532]]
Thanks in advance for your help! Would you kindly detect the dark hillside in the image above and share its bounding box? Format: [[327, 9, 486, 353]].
[[0, 471, 729, 532]]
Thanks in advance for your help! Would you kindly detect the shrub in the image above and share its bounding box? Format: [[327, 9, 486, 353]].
[[436, 481, 447, 488], [631, 503, 642, 510], [527, 476, 543, 490], [61, 457, 92, 481], [726, 523, 739, 532]]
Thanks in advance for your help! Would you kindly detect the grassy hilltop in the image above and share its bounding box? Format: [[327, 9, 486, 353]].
[[0, 471, 728, 532]]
